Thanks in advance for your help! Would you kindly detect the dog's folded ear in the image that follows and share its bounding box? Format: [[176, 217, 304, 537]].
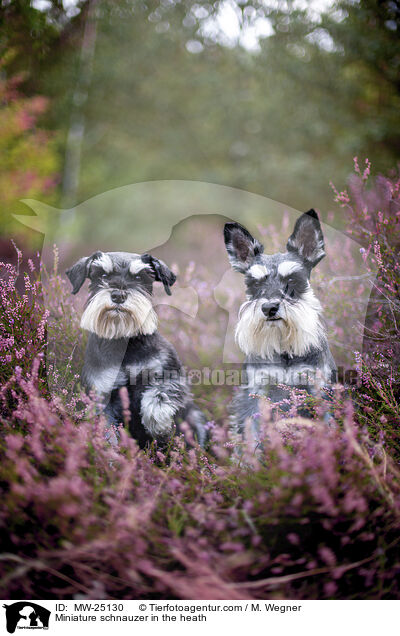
[[224, 222, 264, 273], [141, 254, 176, 296], [66, 251, 103, 294], [286, 209, 325, 268]]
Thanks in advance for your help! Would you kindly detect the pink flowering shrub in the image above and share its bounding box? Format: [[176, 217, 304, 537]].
[[0, 372, 399, 600], [0, 246, 85, 418], [0, 163, 399, 600], [0, 246, 48, 404], [331, 160, 400, 455]]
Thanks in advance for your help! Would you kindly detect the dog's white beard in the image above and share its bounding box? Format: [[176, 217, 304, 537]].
[[81, 289, 158, 339], [235, 288, 325, 359]]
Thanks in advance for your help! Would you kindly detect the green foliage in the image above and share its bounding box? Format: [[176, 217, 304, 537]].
[[0, 69, 59, 238], [3, 1, 400, 246], [0, 0, 75, 77]]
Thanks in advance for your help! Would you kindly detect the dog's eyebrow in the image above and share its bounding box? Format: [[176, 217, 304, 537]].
[[93, 253, 113, 273], [129, 259, 151, 275], [278, 261, 302, 277], [248, 264, 269, 279]]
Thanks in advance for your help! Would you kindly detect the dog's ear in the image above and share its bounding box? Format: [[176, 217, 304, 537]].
[[224, 222, 264, 273], [65, 251, 103, 294], [286, 209, 325, 268], [141, 254, 176, 296]]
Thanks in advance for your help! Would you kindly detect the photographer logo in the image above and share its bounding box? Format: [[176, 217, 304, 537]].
[[3, 603, 50, 634]]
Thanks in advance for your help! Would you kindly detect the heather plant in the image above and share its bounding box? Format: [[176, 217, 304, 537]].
[[331, 158, 400, 367], [0, 245, 47, 406], [0, 245, 85, 417], [331, 160, 400, 455], [1, 162, 400, 600], [0, 372, 399, 600]]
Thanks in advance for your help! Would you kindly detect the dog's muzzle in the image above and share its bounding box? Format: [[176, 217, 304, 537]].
[[80, 287, 158, 338]]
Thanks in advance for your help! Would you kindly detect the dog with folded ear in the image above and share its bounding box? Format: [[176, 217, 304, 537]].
[[66, 250, 207, 448]]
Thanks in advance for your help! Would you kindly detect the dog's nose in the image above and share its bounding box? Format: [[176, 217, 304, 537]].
[[111, 290, 127, 304], [261, 301, 280, 318]]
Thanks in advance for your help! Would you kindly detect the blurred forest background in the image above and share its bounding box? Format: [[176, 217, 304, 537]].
[[0, 0, 399, 248]]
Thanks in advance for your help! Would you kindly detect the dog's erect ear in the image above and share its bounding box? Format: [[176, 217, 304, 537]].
[[286, 209, 325, 268], [224, 222, 264, 273], [65, 251, 103, 294], [141, 254, 176, 296]]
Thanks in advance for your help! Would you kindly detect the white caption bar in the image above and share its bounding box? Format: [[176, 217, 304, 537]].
[[1, 599, 398, 636]]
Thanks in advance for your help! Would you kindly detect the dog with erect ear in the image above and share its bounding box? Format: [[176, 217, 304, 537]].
[[223, 210, 337, 440], [66, 250, 207, 449]]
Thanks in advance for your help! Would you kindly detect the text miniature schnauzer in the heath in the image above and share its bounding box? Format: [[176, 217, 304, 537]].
[[224, 209, 336, 438], [66, 251, 207, 448]]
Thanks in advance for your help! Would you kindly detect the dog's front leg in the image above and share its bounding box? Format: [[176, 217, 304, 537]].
[[83, 363, 127, 446], [140, 383, 184, 439]]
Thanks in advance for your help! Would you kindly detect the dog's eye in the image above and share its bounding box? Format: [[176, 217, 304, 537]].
[[254, 274, 268, 285], [284, 280, 295, 298], [128, 271, 143, 282]]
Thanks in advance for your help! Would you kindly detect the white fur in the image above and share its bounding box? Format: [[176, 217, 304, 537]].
[[277, 261, 302, 277], [88, 366, 125, 394], [127, 352, 168, 385], [140, 387, 176, 436], [80, 288, 158, 339], [93, 253, 113, 273], [129, 259, 151, 275], [235, 288, 325, 359], [248, 264, 269, 279]]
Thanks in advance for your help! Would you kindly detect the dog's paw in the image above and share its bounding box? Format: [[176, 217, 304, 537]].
[[140, 387, 176, 437]]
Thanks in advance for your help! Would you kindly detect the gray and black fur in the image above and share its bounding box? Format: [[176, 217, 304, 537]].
[[66, 250, 207, 448], [224, 210, 336, 439]]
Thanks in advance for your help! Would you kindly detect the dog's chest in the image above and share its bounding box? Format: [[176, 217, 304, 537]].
[[123, 355, 164, 386], [84, 335, 167, 394]]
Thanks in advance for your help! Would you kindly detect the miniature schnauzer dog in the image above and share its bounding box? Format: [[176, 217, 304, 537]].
[[224, 209, 336, 438], [66, 251, 207, 448]]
